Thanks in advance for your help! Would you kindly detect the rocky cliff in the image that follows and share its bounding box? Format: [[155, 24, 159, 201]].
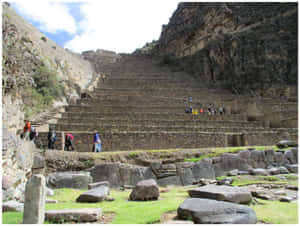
[[156, 3, 297, 96], [2, 3, 96, 132]]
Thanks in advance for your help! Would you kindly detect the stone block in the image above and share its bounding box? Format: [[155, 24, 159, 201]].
[[129, 179, 159, 201], [23, 174, 46, 224], [178, 198, 257, 224], [47, 171, 92, 189], [45, 208, 102, 223]]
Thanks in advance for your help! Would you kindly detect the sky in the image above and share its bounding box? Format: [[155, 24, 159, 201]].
[[11, 0, 182, 54]]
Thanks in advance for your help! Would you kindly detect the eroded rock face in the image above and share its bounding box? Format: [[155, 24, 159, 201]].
[[178, 198, 257, 224], [129, 179, 160, 201], [157, 3, 297, 96]]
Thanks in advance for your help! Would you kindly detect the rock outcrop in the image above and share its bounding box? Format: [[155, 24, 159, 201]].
[[156, 3, 297, 96]]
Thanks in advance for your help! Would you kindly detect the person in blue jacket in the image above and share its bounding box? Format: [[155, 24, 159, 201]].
[[93, 130, 102, 152]]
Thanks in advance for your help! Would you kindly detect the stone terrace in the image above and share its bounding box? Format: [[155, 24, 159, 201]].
[[36, 54, 297, 152]]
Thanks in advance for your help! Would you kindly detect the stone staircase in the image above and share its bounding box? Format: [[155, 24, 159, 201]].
[[35, 54, 298, 152]]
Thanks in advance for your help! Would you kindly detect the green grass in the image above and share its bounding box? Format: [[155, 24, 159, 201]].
[[2, 187, 191, 224], [2, 212, 23, 224], [184, 146, 276, 162], [216, 174, 296, 186], [251, 199, 298, 224]]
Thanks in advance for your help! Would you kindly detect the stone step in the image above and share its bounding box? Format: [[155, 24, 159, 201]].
[[35, 131, 297, 152], [61, 111, 248, 121], [64, 105, 235, 114], [50, 122, 297, 134], [57, 116, 265, 128]]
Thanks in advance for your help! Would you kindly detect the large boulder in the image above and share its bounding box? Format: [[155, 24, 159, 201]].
[[192, 159, 215, 180], [178, 198, 257, 224], [76, 185, 109, 203], [188, 185, 252, 204], [45, 208, 102, 223], [129, 179, 159, 201], [47, 172, 92, 189]]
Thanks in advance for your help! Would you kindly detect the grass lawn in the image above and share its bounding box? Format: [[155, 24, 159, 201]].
[[251, 199, 298, 224], [3, 182, 298, 224]]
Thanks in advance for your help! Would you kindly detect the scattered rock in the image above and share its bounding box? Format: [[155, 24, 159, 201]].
[[277, 140, 297, 149], [104, 197, 115, 202], [45, 208, 102, 223], [267, 167, 281, 175], [2, 175, 13, 190], [46, 187, 54, 196], [177, 198, 257, 224], [238, 170, 249, 175], [123, 185, 135, 190], [76, 185, 109, 203], [249, 168, 269, 176], [88, 181, 110, 190], [46, 199, 58, 203], [227, 169, 239, 176], [285, 164, 298, 173], [279, 196, 294, 202], [251, 191, 272, 200], [274, 191, 286, 196], [279, 166, 289, 174], [129, 179, 159, 201], [217, 177, 234, 185], [188, 185, 252, 204], [285, 185, 298, 191], [2, 200, 24, 212]]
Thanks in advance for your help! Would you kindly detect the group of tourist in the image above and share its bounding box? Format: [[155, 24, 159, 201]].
[[184, 97, 226, 116], [21, 120, 102, 152], [185, 106, 226, 115]]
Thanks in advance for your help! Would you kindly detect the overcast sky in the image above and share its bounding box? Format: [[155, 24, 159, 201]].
[[11, 0, 182, 54]]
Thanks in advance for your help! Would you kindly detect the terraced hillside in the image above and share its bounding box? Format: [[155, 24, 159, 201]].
[[36, 54, 297, 152]]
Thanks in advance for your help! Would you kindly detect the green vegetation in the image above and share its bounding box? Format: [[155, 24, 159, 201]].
[[184, 146, 276, 162], [216, 174, 297, 187], [22, 65, 64, 118], [2, 187, 191, 224], [3, 184, 298, 224], [251, 199, 298, 224]]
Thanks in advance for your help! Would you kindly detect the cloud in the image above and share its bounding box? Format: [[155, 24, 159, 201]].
[[12, 2, 77, 34], [64, 1, 180, 53]]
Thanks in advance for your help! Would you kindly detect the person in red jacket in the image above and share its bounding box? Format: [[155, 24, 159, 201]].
[[23, 120, 31, 141], [65, 132, 74, 151]]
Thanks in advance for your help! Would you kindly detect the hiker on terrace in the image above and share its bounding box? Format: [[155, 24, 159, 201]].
[[23, 120, 31, 141], [101, 73, 106, 83], [48, 127, 57, 150], [65, 132, 74, 151], [219, 107, 224, 115], [29, 126, 38, 144], [199, 108, 204, 114], [93, 130, 102, 152]]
